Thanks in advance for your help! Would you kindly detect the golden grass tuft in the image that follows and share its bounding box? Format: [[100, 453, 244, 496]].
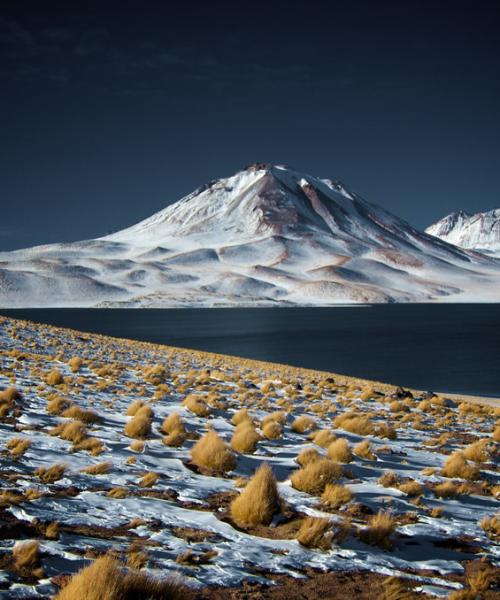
[[382, 576, 417, 600], [230, 463, 280, 527], [311, 429, 336, 448], [441, 452, 479, 480], [493, 426, 500, 442], [61, 405, 101, 424], [163, 429, 186, 447], [51, 419, 87, 443], [6, 437, 31, 457], [126, 400, 145, 416], [45, 369, 64, 386], [291, 458, 342, 495], [327, 438, 352, 463], [353, 440, 376, 460], [291, 414, 315, 433], [231, 408, 253, 426], [80, 461, 112, 475], [296, 516, 332, 550], [124, 414, 152, 439], [183, 394, 210, 417], [190, 430, 236, 474], [398, 480, 423, 497], [296, 448, 321, 467], [35, 463, 67, 483], [321, 483, 353, 510], [360, 510, 396, 549], [262, 421, 282, 439], [462, 440, 490, 463], [107, 487, 128, 499], [12, 540, 40, 571], [161, 412, 185, 434], [333, 411, 374, 436], [139, 472, 159, 488], [378, 471, 400, 488], [434, 480, 458, 499], [54, 554, 186, 600], [68, 356, 83, 372], [479, 514, 499, 540], [230, 422, 260, 454], [47, 396, 72, 415]]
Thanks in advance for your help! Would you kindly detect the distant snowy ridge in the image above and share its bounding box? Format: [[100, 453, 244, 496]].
[[1, 163, 500, 307], [426, 208, 500, 254]]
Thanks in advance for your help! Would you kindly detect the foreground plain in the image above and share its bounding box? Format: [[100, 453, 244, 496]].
[[0, 316, 498, 599]]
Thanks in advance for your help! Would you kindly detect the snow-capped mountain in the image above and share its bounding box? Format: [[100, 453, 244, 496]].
[[1, 164, 500, 307], [426, 208, 500, 255]]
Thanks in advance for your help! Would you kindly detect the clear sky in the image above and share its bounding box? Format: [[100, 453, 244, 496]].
[[1, 0, 499, 250]]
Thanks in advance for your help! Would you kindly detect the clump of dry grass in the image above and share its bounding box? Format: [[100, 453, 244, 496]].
[[231, 408, 253, 426], [183, 394, 210, 417], [62, 405, 101, 424], [161, 412, 185, 434], [296, 517, 332, 550], [68, 357, 83, 372], [398, 480, 423, 497], [231, 422, 260, 454], [353, 440, 376, 460], [441, 452, 479, 480], [163, 429, 186, 447], [190, 431, 236, 475], [50, 419, 87, 443], [262, 421, 282, 439], [44, 521, 60, 540], [434, 480, 458, 499], [126, 400, 146, 416], [107, 487, 128, 499], [334, 411, 374, 436], [479, 514, 499, 540], [311, 429, 336, 448], [54, 554, 186, 600], [35, 463, 67, 483], [80, 461, 112, 475], [296, 448, 321, 467], [6, 437, 31, 457], [463, 440, 490, 463], [261, 411, 286, 427], [376, 423, 397, 440], [124, 414, 152, 439], [382, 576, 417, 600], [291, 415, 315, 434], [12, 540, 42, 575], [327, 438, 352, 463], [129, 440, 145, 452], [47, 396, 72, 415], [378, 471, 400, 488], [360, 510, 396, 549], [139, 472, 159, 488], [321, 483, 353, 510], [291, 458, 342, 495], [230, 463, 280, 527], [493, 426, 500, 443], [46, 369, 64, 386]]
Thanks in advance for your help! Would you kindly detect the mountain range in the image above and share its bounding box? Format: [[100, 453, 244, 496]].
[[426, 208, 500, 255], [1, 164, 499, 307]]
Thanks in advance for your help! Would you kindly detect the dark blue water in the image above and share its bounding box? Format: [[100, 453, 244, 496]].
[[1, 305, 499, 396]]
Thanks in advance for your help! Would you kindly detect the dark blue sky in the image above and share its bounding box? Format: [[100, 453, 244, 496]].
[[1, 0, 499, 250]]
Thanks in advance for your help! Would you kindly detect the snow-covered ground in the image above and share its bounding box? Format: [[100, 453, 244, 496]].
[[0, 316, 498, 598], [1, 164, 500, 307]]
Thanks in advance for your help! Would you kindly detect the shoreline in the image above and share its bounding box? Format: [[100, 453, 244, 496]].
[[1, 314, 498, 407]]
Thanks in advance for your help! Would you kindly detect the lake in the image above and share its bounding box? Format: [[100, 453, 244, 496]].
[[1, 305, 499, 397]]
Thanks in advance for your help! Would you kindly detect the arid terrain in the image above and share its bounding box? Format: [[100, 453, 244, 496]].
[[0, 316, 498, 599]]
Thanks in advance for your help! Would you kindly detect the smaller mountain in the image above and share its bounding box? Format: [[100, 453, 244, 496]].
[[426, 208, 500, 255]]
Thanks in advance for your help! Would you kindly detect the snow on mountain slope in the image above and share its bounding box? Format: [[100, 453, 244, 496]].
[[1, 164, 500, 307], [426, 209, 500, 255]]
